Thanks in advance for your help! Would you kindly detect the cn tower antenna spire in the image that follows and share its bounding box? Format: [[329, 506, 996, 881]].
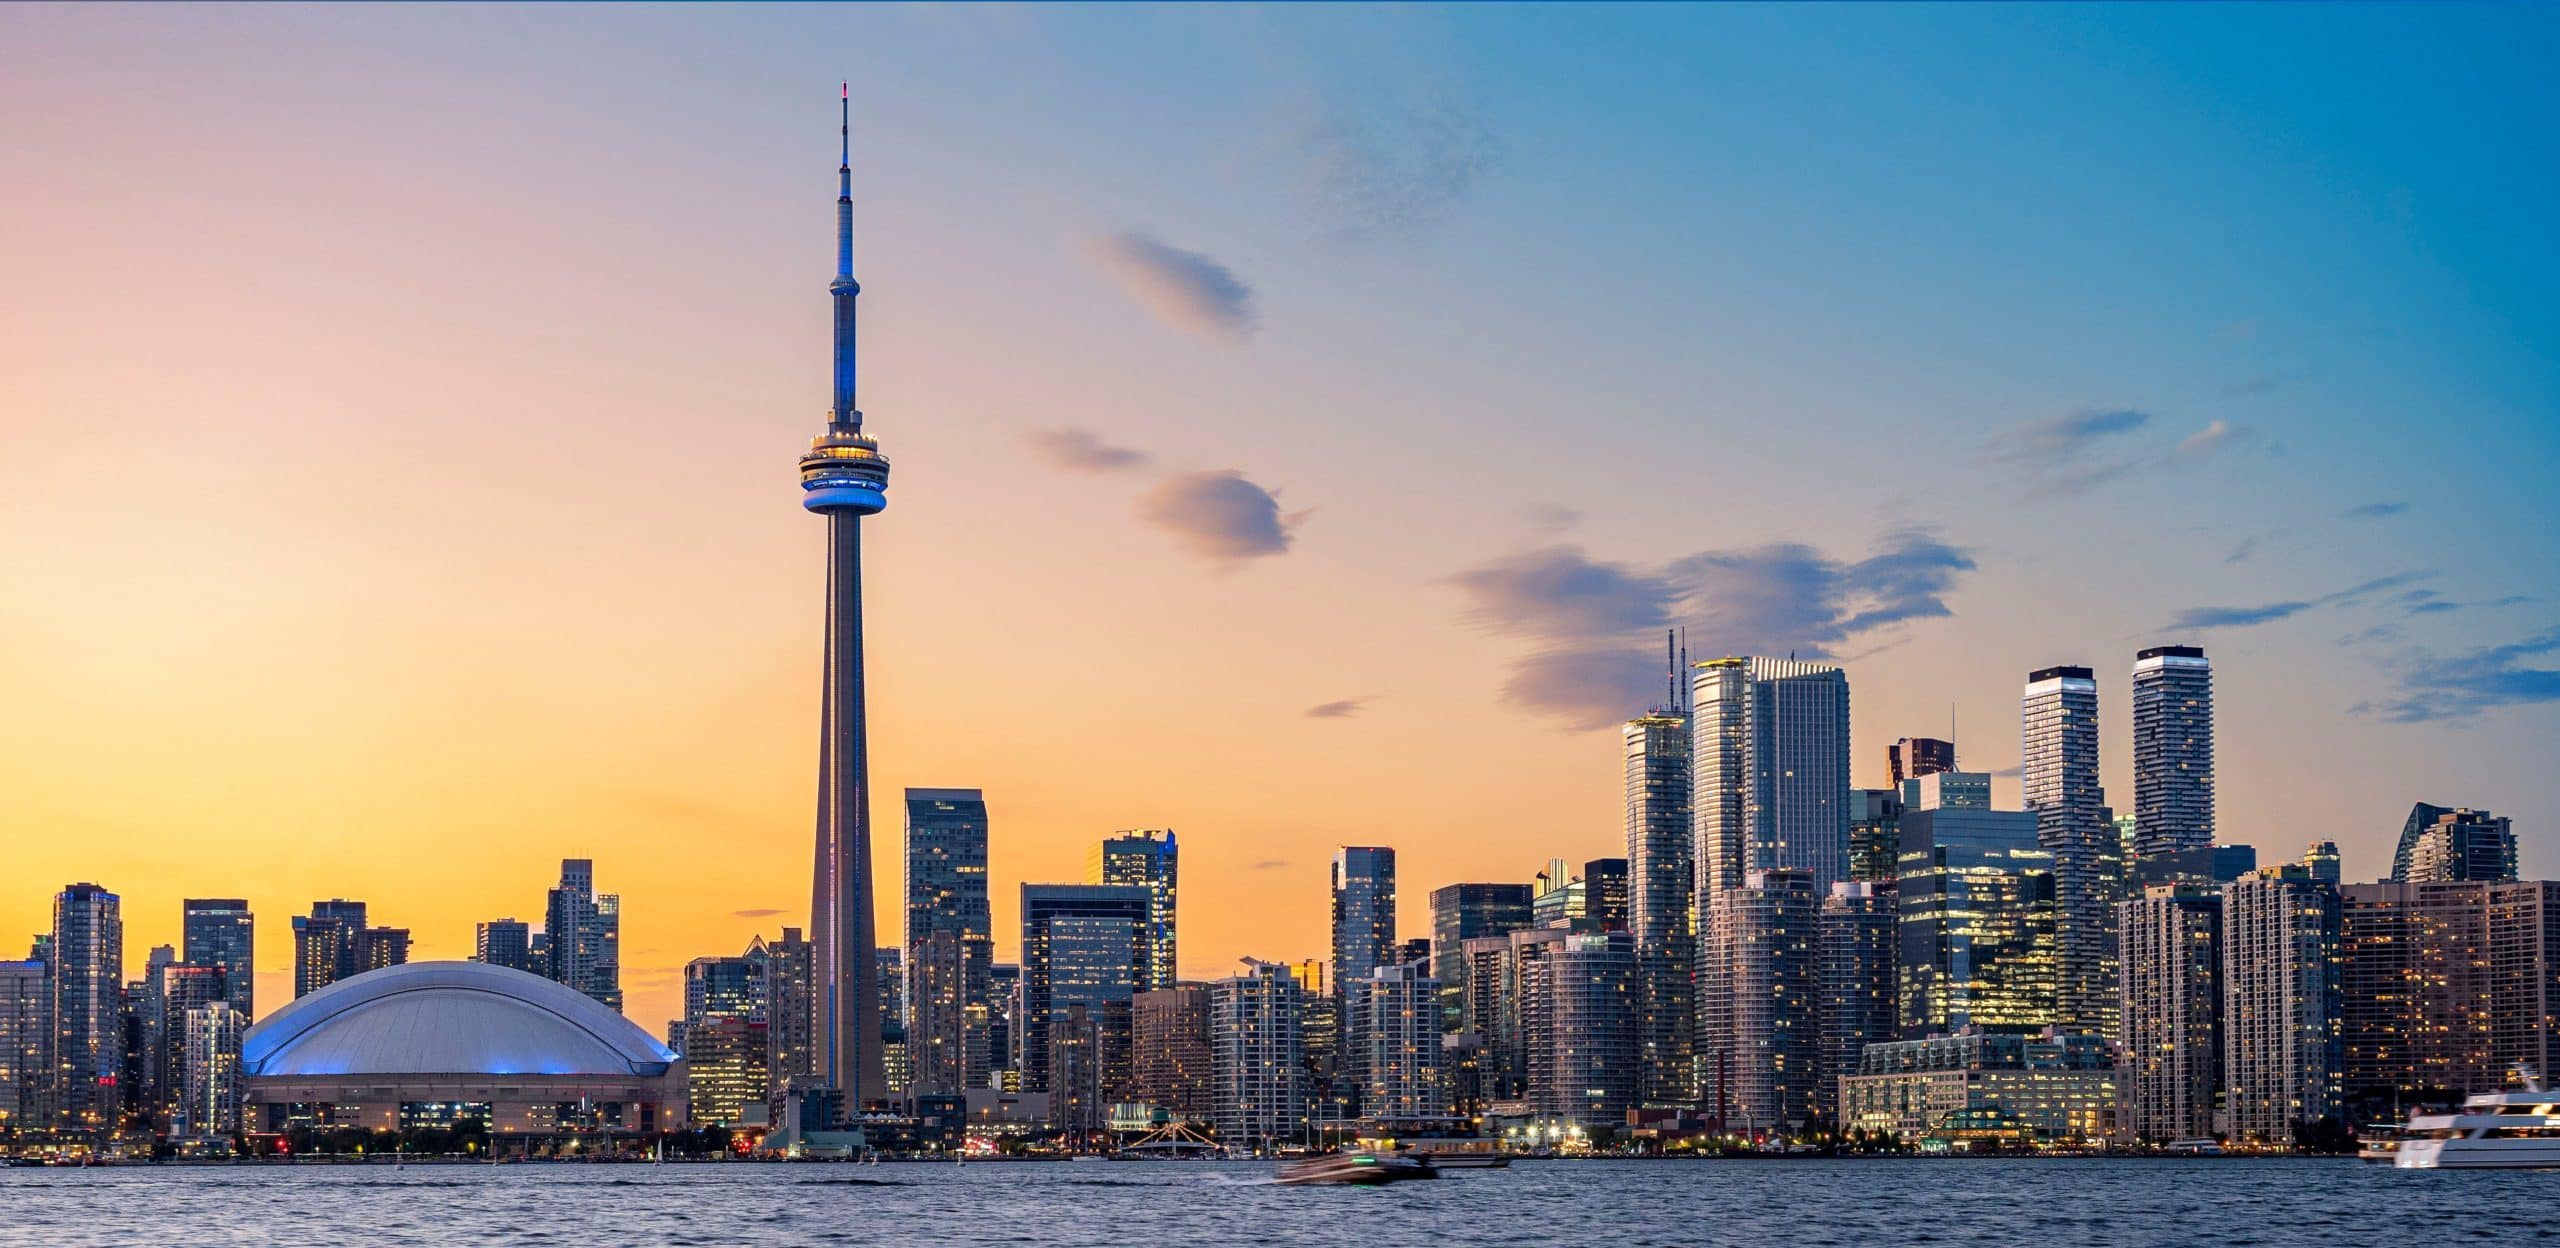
[[829, 83, 860, 427]]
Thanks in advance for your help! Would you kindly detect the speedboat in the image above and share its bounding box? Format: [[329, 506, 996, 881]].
[[1275, 1150, 1437, 1186], [2396, 1067, 2560, 1169]]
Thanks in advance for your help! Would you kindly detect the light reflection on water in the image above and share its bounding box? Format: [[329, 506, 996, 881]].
[[0, 1158, 2548, 1247]]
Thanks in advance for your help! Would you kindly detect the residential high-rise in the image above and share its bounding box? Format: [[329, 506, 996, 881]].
[[1897, 780, 2058, 1037], [1705, 869, 1819, 1132], [2130, 646, 2215, 858], [0, 956, 48, 1131], [145, 961, 222, 1129], [686, 1017, 772, 1128], [1817, 881, 1896, 1123], [684, 955, 766, 1039], [1018, 884, 1150, 1096], [906, 788, 993, 1098], [2118, 884, 2221, 1142], [1516, 927, 1638, 1132], [291, 899, 369, 999], [1886, 736, 1956, 786], [51, 883, 122, 1133], [179, 899, 255, 1021], [1331, 848, 1398, 991], [1048, 1002, 1108, 1147], [1210, 962, 1308, 1154], [2022, 665, 2120, 1038], [801, 88, 896, 1106], [1346, 963, 1442, 1119], [474, 919, 536, 974], [2340, 879, 2560, 1097], [1624, 709, 1694, 1103], [764, 926, 822, 1099], [2222, 864, 2343, 1144], [1428, 884, 1532, 1032], [545, 859, 622, 1013], [2390, 804, 2518, 884], [1092, 830, 1179, 989], [174, 1000, 244, 1139], [1691, 657, 1853, 900], [1459, 934, 1529, 1103], [1847, 788, 1905, 886], [1130, 983, 1212, 1118]]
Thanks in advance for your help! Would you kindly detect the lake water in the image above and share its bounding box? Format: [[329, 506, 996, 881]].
[[1, 1158, 2550, 1246]]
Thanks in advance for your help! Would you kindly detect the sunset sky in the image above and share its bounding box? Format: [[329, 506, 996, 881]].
[[4, 4, 2553, 1031]]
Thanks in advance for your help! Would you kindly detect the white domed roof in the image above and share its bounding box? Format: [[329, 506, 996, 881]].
[[242, 961, 675, 1078]]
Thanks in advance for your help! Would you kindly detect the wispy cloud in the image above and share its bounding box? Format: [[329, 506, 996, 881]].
[[1297, 104, 1501, 241], [2342, 501, 2409, 520], [1449, 531, 1975, 728], [1989, 409, 2259, 498], [2224, 537, 2259, 565], [1140, 469, 1300, 564], [1305, 697, 1373, 719], [1086, 232, 1257, 340], [1519, 502, 1580, 535], [2166, 571, 2432, 632], [1249, 859, 1290, 871], [1025, 428, 1150, 474], [731, 908, 784, 919], [2170, 419, 2256, 464], [2361, 628, 2560, 722]]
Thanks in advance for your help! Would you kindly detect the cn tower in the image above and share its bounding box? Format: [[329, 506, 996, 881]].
[[801, 84, 889, 1105]]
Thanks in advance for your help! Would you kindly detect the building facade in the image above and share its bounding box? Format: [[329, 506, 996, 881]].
[[1346, 963, 1442, 1120], [51, 883, 123, 1134], [1429, 883, 1532, 1034], [545, 859, 622, 1013], [2117, 884, 2221, 1142], [1017, 884, 1149, 1097], [1837, 1030, 2118, 1146], [1091, 830, 1178, 990], [1705, 870, 1818, 1131], [1886, 736, 1957, 787], [2129, 646, 2214, 858], [1818, 881, 1897, 1122], [1897, 791, 2058, 1037], [2022, 666, 2120, 1039], [906, 788, 994, 1097], [1518, 929, 1637, 1132], [180, 899, 255, 1023], [1624, 710, 1694, 1105], [2222, 869, 2343, 1144], [2391, 804, 2518, 884], [1331, 848, 1399, 991], [1210, 962, 1307, 1153], [1130, 983, 1211, 1118]]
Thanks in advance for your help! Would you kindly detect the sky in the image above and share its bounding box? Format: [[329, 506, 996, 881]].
[[3, 3, 2554, 1032]]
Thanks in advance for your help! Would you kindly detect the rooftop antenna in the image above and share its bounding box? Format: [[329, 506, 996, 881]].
[[1665, 629, 1677, 708]]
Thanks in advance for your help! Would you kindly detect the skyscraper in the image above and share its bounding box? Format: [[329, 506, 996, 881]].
[[50, 883, 122, 1133], [0, 956, 44, 1131], [1346, 962, 1442, 1119], [801, 86, 896, 1106], [474, 918, 536, 974], [2339, 879, 2560, 1098], [545, 859, 622, 1013], [1130, 982, 1212, 1118], [2022, 665, 2120, 1037], [2130, 646, 2214, 858], [179, 899, 255, 1021], [291, 899, 369, 1000], [1518, 928, 1638, 1132], [1897, 778, 2059, 1037], [1210, 962, 1308, 1154], [1706, 869, 1819, 1132], [1624, 709, 1693, 1104], [175, 1000, 244, 1140], [1331, 848, 1398, 991], [1816, 880, 1896, 1123], [1886, 736, 1956, 786], [2390, 804, 2518, 883], [907, 789, 993, 1097], [2118, 883, 2221, 1143], [2223, 864, 2343, 1144], [1018, 884, 1150, 1096], [1092, 830, 1179, 990], [1846, 788, 1905, 886], [764, 926, 822, 1100], [1428, 883, 1532, 1034]]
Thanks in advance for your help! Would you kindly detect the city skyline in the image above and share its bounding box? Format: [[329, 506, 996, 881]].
[[5, 5, 2557, 1035]]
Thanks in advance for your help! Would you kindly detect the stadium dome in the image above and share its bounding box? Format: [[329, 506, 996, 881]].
[[242, 960, 675, 1078]]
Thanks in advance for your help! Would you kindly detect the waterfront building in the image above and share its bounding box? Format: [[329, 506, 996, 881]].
[[1429, 884, 1532, 1033], [145, 961, 223, 1129], [2390, 804, 2518, 884], [1704, 870, 1818, 1132], [1130, 983, 1212, 1118], [683, 955, 765, 1041], [51, 883, 123, 1133], [180, 899, 255, 1021], [1897, 783, 2058, 1036], [474, 918, 537, 974], [1514, 927, 1636, 1132], [1817, 881, 1896, 1122], [2117, 884, 2221, 1142], [1346, 963, 1441, 1119], [684, 1016, 771, 1128], [2130, 646, 2215, 858], [545, 859, 622, 1013], [2340, 879, 2560, 1097], [1209, 962, 1308, 1153], [1091, 830, 1179, 990], [905, 788, 993, 1098], [2022, 665, 2121, 1038], [1458, 934, 1527, 1102], [799, 90, 897, 1105], [0, 957, 45, 1131], [1624, 709, 1694, 1103], [764, 927, 821, 1100], [241, 962, 679, 1147], [1887, 736, 1957, 787], [1018, 884, 1149, 1096], [1847, 788, 1904, 886], [1332, 848, 1398, 991], [2222, 865, 2343, 1144], [1836, 1029, 2118, 1146], [1047, 1002, 1107, 1146], [175, 1000, 244, 1139]]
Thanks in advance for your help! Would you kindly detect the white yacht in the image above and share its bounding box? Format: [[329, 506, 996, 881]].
[[2395, 1068, 2560, 1169]]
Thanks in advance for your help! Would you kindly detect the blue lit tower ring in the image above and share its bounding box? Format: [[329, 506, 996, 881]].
[[800, 426, 888, 513]]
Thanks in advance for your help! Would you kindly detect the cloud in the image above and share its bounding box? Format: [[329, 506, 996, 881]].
[[1990, 409, 2262, 498], [2166, 571, 2433, 632], [1086, 232, 1256, 340], [1297, 104, 1502, 240], [1249, 859, 1290, 871], [2342, 501, 2409, 520], [2170, 419, 2256, 464], [1519, 502, 1580, 535], [1991, 408, 2149, 474], [731, 908, 784, 919], [1140, 470, 1299, 564], [2362, 628, 2560, 722], [2224, 537, 2259, 565], [1025, 428, 1149, 474], [1449, 531, 1976, 728], [1305, 698, 1373, 719]]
